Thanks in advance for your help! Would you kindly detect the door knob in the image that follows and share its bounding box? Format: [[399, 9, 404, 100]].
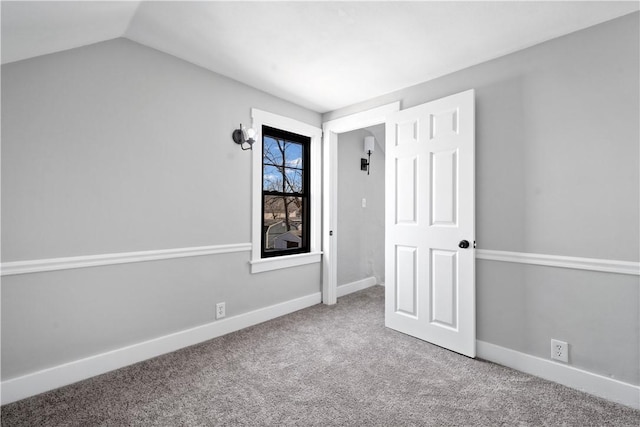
[[458, 240, 470, 249]]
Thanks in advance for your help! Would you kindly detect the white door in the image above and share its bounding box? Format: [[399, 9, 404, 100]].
[[385, 89, 475, 357]]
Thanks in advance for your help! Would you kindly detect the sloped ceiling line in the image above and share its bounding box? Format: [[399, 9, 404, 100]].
[[2, 1, 638, 113]]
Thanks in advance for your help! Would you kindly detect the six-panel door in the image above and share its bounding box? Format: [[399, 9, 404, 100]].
[[385, 90, 475, 357]]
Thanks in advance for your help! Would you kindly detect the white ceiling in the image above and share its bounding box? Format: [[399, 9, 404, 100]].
[[2, 1, 638, 113]]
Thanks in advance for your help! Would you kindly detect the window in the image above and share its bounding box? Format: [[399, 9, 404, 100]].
[[262, 126, 310, 258], [250, 109, 322, 273]]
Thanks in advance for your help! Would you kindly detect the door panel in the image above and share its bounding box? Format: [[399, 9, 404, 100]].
[[430, 149, 458, 226], [430, 249, 457, 329], [396, 120, 418, 146], [395, 245, 418, 317], [396, 157, 418, 224], [385, 89, 475, 357]]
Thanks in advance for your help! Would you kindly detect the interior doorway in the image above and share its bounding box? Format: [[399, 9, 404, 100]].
[[321, 102, 400, 305], [335, 125, 386, 296]]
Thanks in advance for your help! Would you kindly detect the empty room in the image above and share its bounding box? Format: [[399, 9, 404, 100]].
[[1, 1, 639, 425]]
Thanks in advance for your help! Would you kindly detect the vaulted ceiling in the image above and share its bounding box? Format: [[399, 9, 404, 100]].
[[2, 1, 638, 113]]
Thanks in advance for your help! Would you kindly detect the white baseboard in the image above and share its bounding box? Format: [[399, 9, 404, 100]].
[[477, 340, 640, 410], [337, 276, 378, 298], [1, 292, 322, 405]]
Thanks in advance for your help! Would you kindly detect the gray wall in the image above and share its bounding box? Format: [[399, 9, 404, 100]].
[[1, 38, 322, 379], [337, 126, 385, 286], [325, 13, 640, 385]]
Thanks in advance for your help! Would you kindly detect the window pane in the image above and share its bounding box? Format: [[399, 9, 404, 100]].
[[263, 136, 283, 165], [263, 195, 304, 253], [263, 165, 283, 192], [284, 168, 303, 193], [285, 142, 303, 169]]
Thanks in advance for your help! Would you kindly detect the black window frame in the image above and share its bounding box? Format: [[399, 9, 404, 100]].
[[261, 125, 311, 258]]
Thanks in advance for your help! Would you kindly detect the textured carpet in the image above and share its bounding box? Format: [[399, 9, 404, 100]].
[[2, 286, 639, 426]]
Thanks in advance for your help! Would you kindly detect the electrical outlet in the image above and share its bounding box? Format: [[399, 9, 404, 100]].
[[362, 198, 367, 208], [216, 302, 226, 320], [551, 339, 568, 363]]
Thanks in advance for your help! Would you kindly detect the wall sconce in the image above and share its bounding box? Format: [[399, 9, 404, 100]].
[[361, 136, 375, 175], [232, 124, 257, 150]]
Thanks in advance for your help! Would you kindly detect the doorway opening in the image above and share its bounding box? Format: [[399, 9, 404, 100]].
[[335, 125, 386, 297], [321, 102, 400, 305]]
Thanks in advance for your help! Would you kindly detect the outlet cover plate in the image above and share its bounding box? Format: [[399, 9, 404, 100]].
[[216, 302, 226, 320], [551, 339, 568, 363]]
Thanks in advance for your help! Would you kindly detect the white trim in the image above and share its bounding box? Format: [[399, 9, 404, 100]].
[[477, 340, 640, 410], [321, 102, 401, 305], [250, 109, 322, 275], [336, 276, 378, 298], [1, 292, 322, 405], [249, 252, 322, 274], [322, 102, 401, 134], [476, 249, 640, 276], [1, 243, 252, 276]]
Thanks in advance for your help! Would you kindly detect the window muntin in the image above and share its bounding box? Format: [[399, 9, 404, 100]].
[[261, 126, 310, 258]]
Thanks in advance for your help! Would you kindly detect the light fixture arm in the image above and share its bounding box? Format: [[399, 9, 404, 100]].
[[361, 151, 372, 175], [232, 123, 256, 150], [361, 135, 375, 175]]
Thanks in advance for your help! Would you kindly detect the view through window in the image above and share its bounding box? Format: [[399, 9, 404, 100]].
[[262, 126, 310, 258]]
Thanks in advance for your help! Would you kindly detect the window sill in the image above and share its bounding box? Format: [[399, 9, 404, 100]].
[[250, 252, 322, 274]]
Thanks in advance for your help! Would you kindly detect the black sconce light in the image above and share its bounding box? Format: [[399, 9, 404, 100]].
[[361, 136, 375, 175], [232, 124, 257, 150]]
